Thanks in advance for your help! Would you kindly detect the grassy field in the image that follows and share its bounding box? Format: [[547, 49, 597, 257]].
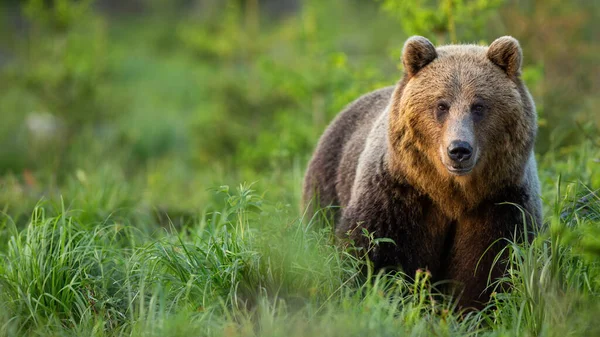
[[0, 1, 599, 336]]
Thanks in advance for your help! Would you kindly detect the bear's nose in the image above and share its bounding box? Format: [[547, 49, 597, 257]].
[[447, 141, 473, 162]]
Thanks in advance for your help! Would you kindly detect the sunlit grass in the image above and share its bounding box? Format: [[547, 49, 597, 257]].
[[1, 159, 599, 336]]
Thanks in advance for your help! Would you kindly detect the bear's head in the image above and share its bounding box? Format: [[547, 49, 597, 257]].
[[388, 36, 537, 213]]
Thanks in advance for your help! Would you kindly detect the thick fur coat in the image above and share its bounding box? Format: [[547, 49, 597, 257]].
[[303, 36, 542, 309]]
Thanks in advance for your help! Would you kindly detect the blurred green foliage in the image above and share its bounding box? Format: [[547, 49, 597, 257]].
[[379, 0, 505, 43], [0, 0, 597, 219]]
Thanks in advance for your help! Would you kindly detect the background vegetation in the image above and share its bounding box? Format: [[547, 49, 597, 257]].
[[0, 0, 598, 336]]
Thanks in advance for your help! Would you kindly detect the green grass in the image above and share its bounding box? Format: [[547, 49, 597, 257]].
[[1, 165, 599, 336]]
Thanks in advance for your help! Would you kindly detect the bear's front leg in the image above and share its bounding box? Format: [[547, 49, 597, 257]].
[[337, 180, 451, 279], [445, 187, 537, 309]]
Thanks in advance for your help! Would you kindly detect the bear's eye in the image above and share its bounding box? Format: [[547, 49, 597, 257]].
[[471, 103, 486, 119], [434, 102, 450, 122]]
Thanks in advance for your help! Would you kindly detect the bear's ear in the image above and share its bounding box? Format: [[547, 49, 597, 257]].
[[487, 36, 522, 77], [402, 36, 437, 77]]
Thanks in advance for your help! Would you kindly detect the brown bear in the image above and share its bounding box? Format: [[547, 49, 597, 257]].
[[303, 36, 542, 309]]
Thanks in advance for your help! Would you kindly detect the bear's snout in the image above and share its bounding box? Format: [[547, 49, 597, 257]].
[[442, 139, 476, 176], [447, 141, 473, 163]]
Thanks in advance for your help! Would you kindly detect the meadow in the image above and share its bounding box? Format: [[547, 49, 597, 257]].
[[0, 1, 599, 336]]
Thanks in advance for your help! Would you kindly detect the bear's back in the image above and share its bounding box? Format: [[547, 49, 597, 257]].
[[302, 86, 394, 213]]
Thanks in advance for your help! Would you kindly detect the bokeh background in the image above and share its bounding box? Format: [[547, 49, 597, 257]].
[[0, 0, 598, 223]]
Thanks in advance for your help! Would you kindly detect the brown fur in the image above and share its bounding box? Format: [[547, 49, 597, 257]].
[[303, 36, 542, 309]]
